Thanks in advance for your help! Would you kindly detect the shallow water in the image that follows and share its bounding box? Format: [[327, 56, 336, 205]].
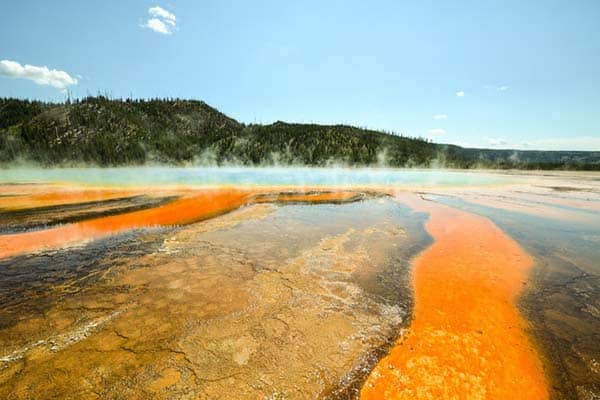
[[0, 197, 430, 399], [0, 168, 599, 399], [0, 166, 508, 187]]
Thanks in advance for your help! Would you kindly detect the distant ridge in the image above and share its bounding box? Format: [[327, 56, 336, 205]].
[[1, 97, 598, 170]]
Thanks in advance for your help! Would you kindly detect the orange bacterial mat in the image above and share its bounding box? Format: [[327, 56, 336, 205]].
[[0, 187, 361, 259], [360, 192, 548, 400]]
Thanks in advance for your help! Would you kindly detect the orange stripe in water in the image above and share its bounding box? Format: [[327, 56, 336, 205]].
[[0, 188, 361, 259], [0, 189, 251, 258], [360, 193, 548, 400]]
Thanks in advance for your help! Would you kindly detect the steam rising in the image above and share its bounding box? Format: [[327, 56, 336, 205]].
[[0, 166, 505, 188]]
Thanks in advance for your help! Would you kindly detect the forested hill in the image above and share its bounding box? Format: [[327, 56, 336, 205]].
[[1, 97, 598, 170]]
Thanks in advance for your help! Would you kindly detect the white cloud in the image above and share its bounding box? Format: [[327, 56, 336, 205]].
[[427, 128, 446, 135], [145, 18, 171, 34], [486, 137, 508, 147], [483, 136, 600, 150], [149, 6, 176, 24], [455, 90, 465, 97], [520, 136, 600, 151], [485, 135, 600, 151], [0, 59, 77, 89], [144, 6, 177, 34], [433, 114, 447, 120], [485, 84, 510, 93]]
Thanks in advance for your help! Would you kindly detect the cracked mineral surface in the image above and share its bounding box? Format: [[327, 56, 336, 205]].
[[0, 187, 428, 399]]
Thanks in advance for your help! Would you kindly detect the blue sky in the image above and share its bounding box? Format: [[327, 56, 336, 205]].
[[1, 0, 599, 150]]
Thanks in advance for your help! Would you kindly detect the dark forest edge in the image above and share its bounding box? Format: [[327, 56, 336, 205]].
[[1, 97, 598, 170]]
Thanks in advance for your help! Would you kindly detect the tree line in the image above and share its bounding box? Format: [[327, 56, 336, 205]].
[[1, 97, 598, 170]]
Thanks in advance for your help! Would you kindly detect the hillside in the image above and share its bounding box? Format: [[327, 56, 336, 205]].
[[1, 97, 598, 170]]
